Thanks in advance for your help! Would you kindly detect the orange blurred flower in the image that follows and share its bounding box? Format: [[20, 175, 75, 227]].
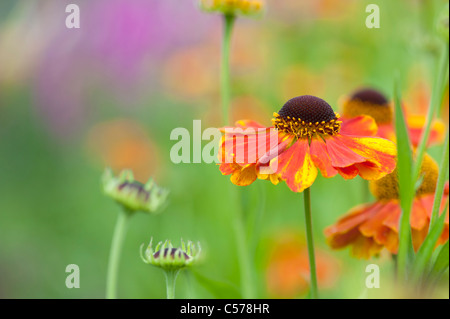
[[219, 95, 397, 192], [162, 44, 219, 100], [86, 119, 162, 181], [325, 154, 449, 259], [266, 232, 340, 298], [341, 87, 445, 147]]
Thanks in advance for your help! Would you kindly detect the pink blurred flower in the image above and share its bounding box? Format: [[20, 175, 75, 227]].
[[34, 0, 214, 137]]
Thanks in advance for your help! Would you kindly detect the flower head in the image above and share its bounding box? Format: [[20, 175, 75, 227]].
[[325, 154, 449, 259], [102, 168, 169, 213], [199, 0, 264, 17], [140, 238, 201, 270], [341, 88, 445, 147], [219, 95, 397, 192]]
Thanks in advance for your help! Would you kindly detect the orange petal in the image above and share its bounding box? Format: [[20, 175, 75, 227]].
[[335, 165, 359, 179], [410, 198, 429, 231], [310, 137, 338, 178], [325, 203, 380, 248], [235, 120, 267, 129], [359, 201, 398, 246], [334, 134, 397, 179], [351, 236, 384, 259], [382, 200, 402, 232], [230, 164, 258, 186], [376, 123, 396, 142], [340, 115, 378, 136], [324, 136, 365, 167], [219, 162, 242, 175], [276, 139, 318, 192], [412, 224, 429, 252]]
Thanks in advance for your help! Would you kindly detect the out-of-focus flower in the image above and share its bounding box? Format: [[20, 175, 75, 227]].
[[0, 2, 54, 86], [265, 232, 340, 298], [162, 44, 219, 100], [268, 0, 356, 24], [86, 119, 162, 181], [199, 0, 265, 17], [102, 168, 169, 214], [219, 95, 397, 192], [325, 154, 449, 259], [340, 88, 445, 147], [140, 238, 201, 271]]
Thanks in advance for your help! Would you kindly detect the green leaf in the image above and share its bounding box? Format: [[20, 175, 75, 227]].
[[412, 201, 449, 283], [394, 76, 415, 279], [429, 130, 449, 226], [431, 241, 449, 279]]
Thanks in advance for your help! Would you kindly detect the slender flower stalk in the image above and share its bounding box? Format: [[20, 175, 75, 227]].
[[221, 14, 235, 125], [106, 209, 130, 299], [164, 269, 181, 299], [102, 168, 168, 299], [303, 187, 318, 299], [141, 239, 201, 299], [220, 11, 255, 299]]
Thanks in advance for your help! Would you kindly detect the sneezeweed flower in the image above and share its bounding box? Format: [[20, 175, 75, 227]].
[[199, 0, 265, 17], [219, 95, 397, 192], [141, 239, 201, 299], [103, 168, 168, 299], [325, 154, 449, 259], [340, 88, 445, 147], [219, 95, 396, 298], [102, 168, 169, 214]]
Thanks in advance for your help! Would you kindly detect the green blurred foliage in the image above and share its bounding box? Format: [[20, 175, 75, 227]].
[[0, 0, 448, 299]]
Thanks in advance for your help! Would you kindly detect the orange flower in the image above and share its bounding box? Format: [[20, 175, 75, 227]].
[[266, 232, 339, 298], [219, 95, 397, 192], [341, 88, 445, 147], [86, 119, 162, 181], [325, 154, 449, 259]]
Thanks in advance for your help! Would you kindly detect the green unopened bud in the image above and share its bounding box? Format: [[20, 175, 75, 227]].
[[140, 238, 201, 271], [102, 168, 169, 214], [199, 0, 265, 17], [436, 3, 449, 43]]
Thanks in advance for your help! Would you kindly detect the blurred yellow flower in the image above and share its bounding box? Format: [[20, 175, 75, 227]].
[[199, 0, 264, 17]]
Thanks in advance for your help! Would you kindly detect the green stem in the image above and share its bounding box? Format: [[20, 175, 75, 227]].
[[220, 13, 255, 299], [221, 14, 235, 126], [106, 209, 131, 299], [303, 188, 318, 299], [164, 269, 181, 299], [412, 45, 449, 183], [234, 214, 256, 299]]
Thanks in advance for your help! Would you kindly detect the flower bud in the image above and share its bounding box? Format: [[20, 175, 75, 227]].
[[102, 168, 169, 214]]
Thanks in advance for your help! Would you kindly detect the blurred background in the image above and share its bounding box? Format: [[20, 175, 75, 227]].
[[0, 0, 448, 298]]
